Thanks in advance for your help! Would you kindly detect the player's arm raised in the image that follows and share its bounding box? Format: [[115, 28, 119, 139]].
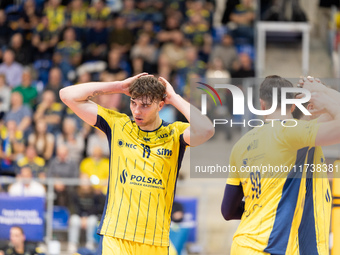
[[302, 79, 340, 146], [158, 77, 214, 147], [59, 73, 147, 126]]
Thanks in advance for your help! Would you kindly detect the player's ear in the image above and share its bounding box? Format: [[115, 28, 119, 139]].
[[307, 103, 314, 111], [158, 100, 165, 111], [260, 99, 266, 110]]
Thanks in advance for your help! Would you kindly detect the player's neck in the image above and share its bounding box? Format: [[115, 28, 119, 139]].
[[138, 116, 162, 132], [265, 109, 292, 121]]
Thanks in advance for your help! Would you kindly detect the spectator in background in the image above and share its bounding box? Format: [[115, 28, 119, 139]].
[[18, 0, 41, 38], [48, 145, 79, 206], [186, 0, 212, 24], [0, 49, 23, 88], [84, 18, 109, 62], [209, 33, 238, 72], [44, 67, 64, 102], [109, 15, 134, 56], [206, 57, 231, 80], [101, 49, 128, 82], [34, 90, 62, 134], [120, 0, 142, 32], [0, 121, 25, 176], [231, 52, 255, 78], [80, 146, 109, 193], [0, 226, 41, 255], [32, 16, 59, 60], [158, 30, 186, 80], [137, 20, 157, 44], [229, 0, 255, 44], [57, 118, 85, 164], [4, 92, 32, 135], [182, 13, 209, 47], [131, 33, 158, 74], [12, 69, 38, 109], [0, 74, 11, 120], [176, 46, 206, 95], [68, 174, 103, 252], [17, 146, 46, 179], [157, 11, 183, 45], [66, 0, 88, 41], [43, 0, 66, 33], [86, 128, 109, 158], [8, 33, 33, 66], [53, 27, 82, 80], [0, 10, 12, 49], [8, 166, 46, 197], [28, 120, 55, 162], [87, 0, 111, 25]]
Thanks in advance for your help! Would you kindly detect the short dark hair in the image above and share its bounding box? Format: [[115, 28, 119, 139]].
[[260, 75, 294, 109], [129, 76, 166, 103]]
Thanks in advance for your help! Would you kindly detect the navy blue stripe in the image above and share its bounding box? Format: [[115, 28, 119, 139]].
[[160, 205, 167, 246], [95, 116, 112, 233], [133, 190, 142, 241], [298, 147, 318, 255], [123, 189, 133, 239], [152, 193, 160, 245], [105, 154, 119, 234], [143, 192, 152, 243], [113, 187, 125, 235], [264, 147, 309, 255]]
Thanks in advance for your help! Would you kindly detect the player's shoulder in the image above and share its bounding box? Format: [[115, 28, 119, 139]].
[[97, 105, 129, 120], [163, 120, 189, 132]]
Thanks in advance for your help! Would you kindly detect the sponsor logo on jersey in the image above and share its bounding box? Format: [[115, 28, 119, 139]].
[[129, 174, 164, 190], [118, 139, 137, 149], [157, 148, 172, 157], [120, 169, 128, 184]]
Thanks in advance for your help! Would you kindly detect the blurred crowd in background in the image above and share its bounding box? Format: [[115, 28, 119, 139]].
[[0, 0, 257, 251]]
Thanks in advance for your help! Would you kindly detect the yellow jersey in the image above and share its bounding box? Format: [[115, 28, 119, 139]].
[[94, 105, 189, 247], [227, 119, 327, 254]]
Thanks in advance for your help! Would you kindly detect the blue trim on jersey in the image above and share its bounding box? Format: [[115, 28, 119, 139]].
[[95, 115, 112, 233], [264, 147, 309, 255], [97, 234, 103, 255], [298, 147, 319, 255]]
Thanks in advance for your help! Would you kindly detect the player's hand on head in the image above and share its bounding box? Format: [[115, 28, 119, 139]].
[[158, 77, 177, 104], [121, 72, 148, 96], [298, 76, 326, 93]]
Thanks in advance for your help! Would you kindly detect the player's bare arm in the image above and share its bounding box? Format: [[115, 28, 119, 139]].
[[158, 77, 214, 147], [59, 73, 148, 126], [301, 78, 340, 146]]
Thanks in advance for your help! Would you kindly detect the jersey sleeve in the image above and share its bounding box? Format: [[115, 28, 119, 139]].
[[174, 121, 190, 134], [174, 121, 190, 147], [226, 146, 241, 186], [94, 105, 127, 135], [281, 119, 320, 149]]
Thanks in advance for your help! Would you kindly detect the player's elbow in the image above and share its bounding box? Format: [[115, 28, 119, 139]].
[[59, 87, 68, 104], [201, 125, 215, 141], [221, 206, 233, 221]]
